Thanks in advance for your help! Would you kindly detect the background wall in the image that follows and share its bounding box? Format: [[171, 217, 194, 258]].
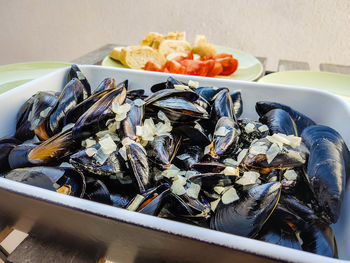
[[1, 0, 349, 71]]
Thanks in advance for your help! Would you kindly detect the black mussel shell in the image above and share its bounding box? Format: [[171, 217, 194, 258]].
[[256, 101, 315, 135], [150, 76, 185, 93], [0, 137, 21, 173], [148, 134, 180, 168], [195, 87, 228, 103], [259, 109, 297, 136], [93, 78, 115, 94], [210, 89, 235, 125], [8, 143, 37, 169], [137, 184, 171, 215], [48, 78, 88, 136], [230, 91, 243, 119], [145, 89, 199, 105], [84, 179, 112, 205], [67, 64, 91, 96], [5, 166, 86, 197], [126, 89, 146, 100], [122, 101, 144, 140], [210, 182, 281, 238], [173, 125, 210, 147]]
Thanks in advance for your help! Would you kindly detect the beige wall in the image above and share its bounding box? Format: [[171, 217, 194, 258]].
[[1, 0, 349, 71]]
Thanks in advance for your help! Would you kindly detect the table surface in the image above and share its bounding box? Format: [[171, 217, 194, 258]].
[[1, 44, 350, 263]]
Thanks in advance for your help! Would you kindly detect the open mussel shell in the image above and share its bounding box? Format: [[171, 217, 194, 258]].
[[145, 89, 199, 105], [70, 144, 125, 177], [16, 91, 59, 141], [5, 166, 86, 197], [259, 109, 298, 136], [149, 97, 209, 122], [125, 142, 150, 193], [256, 101, 316, 135], [210, 182, 281, 238], [73, 85, 126, 141], [28, 130, 77, 165], [67, 64, 91, 97], [210, 116, 241, 158], [84, 179, 112, 205]]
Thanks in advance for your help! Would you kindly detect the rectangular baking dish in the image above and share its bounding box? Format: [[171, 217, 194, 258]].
[[0, 65, 349, 263]]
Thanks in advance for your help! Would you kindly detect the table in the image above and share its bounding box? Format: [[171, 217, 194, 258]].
[[1, 44, 350, 263]]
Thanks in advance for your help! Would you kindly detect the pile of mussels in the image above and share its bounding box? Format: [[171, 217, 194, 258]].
[[1, 65, 349, 258]]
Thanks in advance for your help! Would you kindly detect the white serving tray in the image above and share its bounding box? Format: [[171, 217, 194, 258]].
[[0, 65, 349, 263]]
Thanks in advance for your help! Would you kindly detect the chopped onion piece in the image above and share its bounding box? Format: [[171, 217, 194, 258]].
[[185, 171, 197, 178], [244, 123, 256, 133], [284, 170, 298, 181], [214, 126, 230, 137], [237, 148, 248, 164], [127, 194, 145, 211], [83, 138, 96, 148], [266, 136, 284, 149], [133, 99, 146, 107], [214, 186, 225, 194], [249, 145, 269, 155], [223, 158, 238, 167], [186, 183, 201, 199], [222, 166, 239, 176], [171, 181, 186, 195], [211, 199, 220, 212], [266, 143, 280, 164], [174, 175, 187, 186], [118, 146, 127, 161], [99, 135, 117, 155], [221, 187, 239, 204], [286, 135, 302, 148], [174, 84, 190, 91], [85, 147, 97, 157], [112, 102, 131, 121], [258, 124, 269, 132], [236, 171, 260, 185], [188, 80, 199, 89], [94, 148, 109, 165]]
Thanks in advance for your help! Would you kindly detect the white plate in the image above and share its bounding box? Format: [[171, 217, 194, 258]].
[[0, 66, 349, 263]]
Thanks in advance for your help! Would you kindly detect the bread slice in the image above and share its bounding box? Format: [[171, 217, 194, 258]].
[[109, 46, 165, 69], [158, 40, 191, 58], [191, 35, 216, 57], [140, 32, 165, 49]]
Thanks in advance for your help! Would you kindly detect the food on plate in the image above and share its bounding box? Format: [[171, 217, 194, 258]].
[[109, 32, 238, 77], [2, 64, 348, 258]]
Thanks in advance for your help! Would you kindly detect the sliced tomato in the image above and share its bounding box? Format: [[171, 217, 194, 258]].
[[215, 56, 238, 76], [207, 61, 223, 77], [162, 60, 187, 74], [213, 53, 233, 59], [174, 51, 194, 62], [144, 61, 163, 72], [179, 59, 214, 76]]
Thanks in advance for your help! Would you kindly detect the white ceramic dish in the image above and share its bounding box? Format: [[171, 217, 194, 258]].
[[0, 65, 349, 263]]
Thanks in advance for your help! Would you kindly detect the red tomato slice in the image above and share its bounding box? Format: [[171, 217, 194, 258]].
[[207, 61, 223, 77], [163, 60, 187, 74], [215, 57, 238, 76], [144, 61, 163, 72], [179, 59, 214, 76]]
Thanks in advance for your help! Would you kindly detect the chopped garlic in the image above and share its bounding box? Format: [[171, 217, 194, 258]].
[[266, 143, 280, 164], [244, 123, 256, 133], [83, 138, 96, 148], [258, 124, 269, 133], [284, 170, 298, 181], [188, 80, 199, 89], [173, 175, 187, 186], [221, 187, 239, 204], [210, 198, 221, 212], [214, 126, 230, 137], [118, 146, 127, 161], [85, 147, 97, 157], [127, 194, 145, 211], [236, 171, 260, 185], [222, 166, 239, 176], [186, 183, 201, 199], [249, 145, 269, 155], [266, 136, 284, 149], [133, 99, 146, 107]]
